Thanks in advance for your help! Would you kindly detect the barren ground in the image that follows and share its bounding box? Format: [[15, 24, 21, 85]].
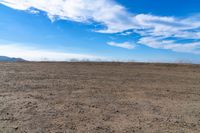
[[0, 62, 200, 133]]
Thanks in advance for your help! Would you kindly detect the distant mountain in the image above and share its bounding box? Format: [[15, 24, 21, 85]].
[[0, 56, 26, 62]]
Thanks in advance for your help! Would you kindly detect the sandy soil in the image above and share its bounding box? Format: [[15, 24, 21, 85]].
[[0, 62, 200, 133]]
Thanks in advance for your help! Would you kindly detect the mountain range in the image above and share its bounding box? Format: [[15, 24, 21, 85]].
[[0, 56, 26, 62]]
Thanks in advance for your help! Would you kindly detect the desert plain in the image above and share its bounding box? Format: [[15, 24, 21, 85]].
[[0, 62, 200, 133]]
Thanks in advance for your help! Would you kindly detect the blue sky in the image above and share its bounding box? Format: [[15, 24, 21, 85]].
[[0, 0, 200, 63]]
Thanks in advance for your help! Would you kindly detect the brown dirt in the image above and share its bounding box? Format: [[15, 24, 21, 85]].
[[0, 62, 200, 133]]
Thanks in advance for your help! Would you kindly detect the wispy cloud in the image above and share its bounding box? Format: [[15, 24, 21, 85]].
[[0, 0, 136, 33], [107, 42, 135, 49], [0, 0, 200, 54], [138, 37, 200, 54], [0, 44, 103, 61]]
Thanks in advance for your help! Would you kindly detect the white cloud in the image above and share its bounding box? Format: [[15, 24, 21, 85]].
[[0, 44, 103, 61], [107, 41, 135, 49], [120, 31, 133, 36], [134, 14, 200, 39], [138, 37, 200, 54], [0, 0, 138, 33], [0, 0, 200, 54], [27, 8, 40, 14]]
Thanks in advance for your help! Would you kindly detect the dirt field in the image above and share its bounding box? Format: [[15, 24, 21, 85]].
[[0, 62, 200, 133]]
